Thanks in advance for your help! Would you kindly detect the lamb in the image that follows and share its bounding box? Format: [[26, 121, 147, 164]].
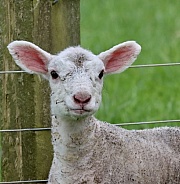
[[7, 40, 180, 184]]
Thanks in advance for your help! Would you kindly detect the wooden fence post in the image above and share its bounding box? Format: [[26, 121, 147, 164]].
[[0, 0, 80, 182]]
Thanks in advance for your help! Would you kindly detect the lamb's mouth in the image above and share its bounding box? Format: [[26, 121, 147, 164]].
[[70, 108, 91, 115]]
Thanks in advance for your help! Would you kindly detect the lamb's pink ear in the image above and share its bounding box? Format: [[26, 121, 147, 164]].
[[98, 41, 141, 74], [7, 41, 53, 75]]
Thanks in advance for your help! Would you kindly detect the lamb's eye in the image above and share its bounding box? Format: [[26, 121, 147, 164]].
[[51, 70, 59, 79], [98, 70, 104, 79]]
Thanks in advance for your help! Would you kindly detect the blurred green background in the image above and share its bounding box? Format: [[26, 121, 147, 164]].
[[80, 0, 180, 129]]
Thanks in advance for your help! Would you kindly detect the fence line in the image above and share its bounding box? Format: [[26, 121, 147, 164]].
[[116, 119, 180, 126], [0, 62, 180, 74], [0, 71, 26, 74], [0, 127, 51, 133], [0, 119, 180, 133], [129, 62, 180, 68], [0, 180, 47, 184]]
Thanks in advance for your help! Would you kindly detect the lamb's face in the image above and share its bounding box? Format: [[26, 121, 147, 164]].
[[7, 40, 141, 122], [48, 47, 105, 120]]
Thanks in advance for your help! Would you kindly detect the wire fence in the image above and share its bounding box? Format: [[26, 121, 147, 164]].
[[0, 62, 180, 183], [0, 180, 48, 184], [0, 62, 180, 75]]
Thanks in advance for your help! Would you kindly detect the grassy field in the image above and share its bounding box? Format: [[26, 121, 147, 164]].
[[80, 0, 180, 129]]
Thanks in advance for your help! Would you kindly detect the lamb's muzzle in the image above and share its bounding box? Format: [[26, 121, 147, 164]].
[[73, 92, 92, 105]]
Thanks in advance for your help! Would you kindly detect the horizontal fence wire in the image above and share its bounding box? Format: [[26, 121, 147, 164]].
[[129, 62, 180, 68], [0, 127, 51, 132], [0, 120, 180, 133], [116, 119, 180, 126], [0, 180, 48, 184], [0, 62, 180, 183], [0, 62, 180, 75], [0, 71, 26, 74]]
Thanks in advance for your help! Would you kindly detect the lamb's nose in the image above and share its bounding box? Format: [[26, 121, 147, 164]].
[[73, 92, 91, 105]]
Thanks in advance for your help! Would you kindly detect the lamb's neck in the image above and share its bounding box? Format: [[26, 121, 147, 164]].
[[51, 115, 98, 160]]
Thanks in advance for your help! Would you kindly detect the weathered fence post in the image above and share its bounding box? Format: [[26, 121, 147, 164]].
[[0, 0, 80, 182]]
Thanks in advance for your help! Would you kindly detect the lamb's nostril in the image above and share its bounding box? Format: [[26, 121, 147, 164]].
[[73, 92, 91, 104]]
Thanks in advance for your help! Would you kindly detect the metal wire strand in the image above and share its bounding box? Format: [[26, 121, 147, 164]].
[[0, 62, 180, 74], [129, 62, 180, 68], [0, 127, 51, 132], [0, 180, 47, 184], [0, 119, 180, 132], [116, 119, 180, 126], [0, 71, 26, 74]]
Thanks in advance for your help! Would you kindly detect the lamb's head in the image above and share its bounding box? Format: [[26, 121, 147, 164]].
[[7, 41, 141, 121]]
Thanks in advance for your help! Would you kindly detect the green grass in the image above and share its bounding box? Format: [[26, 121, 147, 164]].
[[80, 0, 180, 129]]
